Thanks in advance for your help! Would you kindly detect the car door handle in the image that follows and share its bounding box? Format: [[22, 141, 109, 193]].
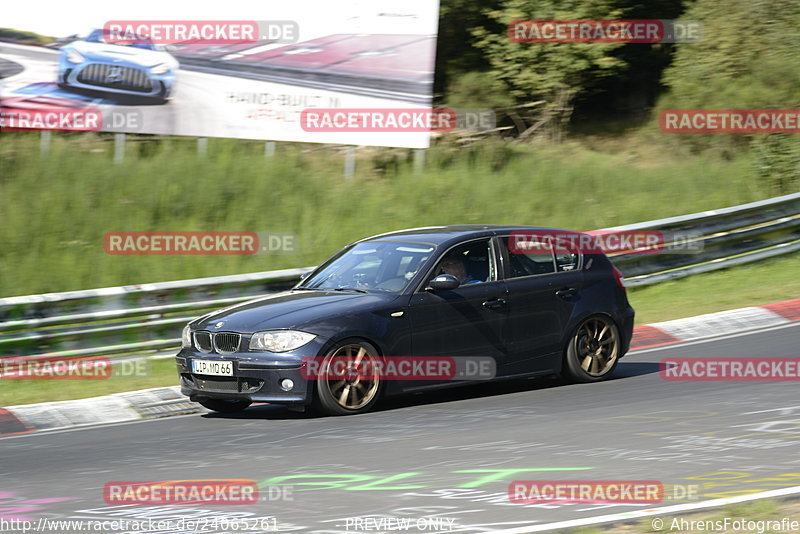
[[555, 287, 577, 299], [482, 298, 507, 309]]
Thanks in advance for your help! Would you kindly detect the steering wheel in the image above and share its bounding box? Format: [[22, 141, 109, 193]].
[[373, 277, 406, 291]]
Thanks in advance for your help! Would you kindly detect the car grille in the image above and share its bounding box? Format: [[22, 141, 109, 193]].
[[76, 63, 152, 93], [214, 333, 241, 354], [194, 331, 213, 353], [193, 331, 241, 354], [183, 374, 263, 393]]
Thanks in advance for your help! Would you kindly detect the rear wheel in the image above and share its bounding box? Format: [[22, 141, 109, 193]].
[[198, 398, 251, 413], [563, 315, 620, 382], [314, 340, 382, 416]]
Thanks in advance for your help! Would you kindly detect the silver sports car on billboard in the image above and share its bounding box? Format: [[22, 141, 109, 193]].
[[57, 29, 178, 102]]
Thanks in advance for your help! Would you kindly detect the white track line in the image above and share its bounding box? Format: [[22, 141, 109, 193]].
[[490, 485, 800, 533]]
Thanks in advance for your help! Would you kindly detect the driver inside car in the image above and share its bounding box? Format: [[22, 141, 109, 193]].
[[439, 256, 482, 285]]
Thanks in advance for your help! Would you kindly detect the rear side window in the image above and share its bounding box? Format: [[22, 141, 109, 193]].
[[502, 236, 582, 277], [502, 238, 555, 278], [555, 252, 580, 271]]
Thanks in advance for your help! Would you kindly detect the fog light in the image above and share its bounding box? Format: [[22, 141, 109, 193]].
[[280, 378, 294, 391]]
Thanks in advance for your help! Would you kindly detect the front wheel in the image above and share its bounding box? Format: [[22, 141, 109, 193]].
[[314, 340, 383, 416], [563, 315, 620, 382], [198, 398, 251, 413]]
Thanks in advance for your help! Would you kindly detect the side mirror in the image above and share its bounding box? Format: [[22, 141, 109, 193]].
[[426, 273, 460, 291]]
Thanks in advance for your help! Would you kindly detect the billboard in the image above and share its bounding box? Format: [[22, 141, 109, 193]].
[[0, 0, 441, 148]]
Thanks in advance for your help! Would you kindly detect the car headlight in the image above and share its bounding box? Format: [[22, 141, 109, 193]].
[[150, 63, 170, 75], [65, 49, 84, 64], [181, 325, 192, 348], [249, 330, 316, 352]]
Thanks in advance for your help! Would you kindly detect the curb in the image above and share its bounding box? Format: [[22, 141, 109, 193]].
[[2, 297, 798, 437], [0, 386, 209, 436], [629, 297, 800, 350]]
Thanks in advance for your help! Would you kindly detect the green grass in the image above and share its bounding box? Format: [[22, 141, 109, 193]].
[[0, 133, 771, 296], [0, 253, 795, 406], [628, 253, 800, 324], [0, 357, 177, 406], [0, 131, 795, 405]]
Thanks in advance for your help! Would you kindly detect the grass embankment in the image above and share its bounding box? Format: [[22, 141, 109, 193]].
[[0, 132, 796, 405], [0, 133, 769, 296], [628, 254, 800, 324], [0, 358, 177, 406]]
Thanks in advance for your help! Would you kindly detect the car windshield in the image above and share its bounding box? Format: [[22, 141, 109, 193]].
[[85, 29, 157, 51], [299, 241, 435, 293]]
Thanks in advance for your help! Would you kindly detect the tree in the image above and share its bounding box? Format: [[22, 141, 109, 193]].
[[657, 0, 800, 191], [435, 0, 504, 98], [473, 0, 629, 141]]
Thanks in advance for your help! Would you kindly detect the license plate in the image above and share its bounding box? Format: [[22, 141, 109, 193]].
[[192, 359, 233, 376]]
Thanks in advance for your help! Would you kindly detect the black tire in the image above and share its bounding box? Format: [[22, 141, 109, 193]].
[[313, 339, 383, 416], [563, 315, 620, 383], [198, 398, 251, 413]]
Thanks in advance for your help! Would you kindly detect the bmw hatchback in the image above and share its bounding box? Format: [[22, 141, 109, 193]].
[[176, 226, 635, 415]]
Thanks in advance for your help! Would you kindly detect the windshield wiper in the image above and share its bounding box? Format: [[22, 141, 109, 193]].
[[330, 287, 368, 293], [293, 286, 317, 290]]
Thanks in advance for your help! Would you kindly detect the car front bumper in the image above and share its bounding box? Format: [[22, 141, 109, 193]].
[[176, 348, 315, 405]]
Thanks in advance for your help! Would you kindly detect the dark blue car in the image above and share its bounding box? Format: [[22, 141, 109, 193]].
[[176, 226, 635, 415]]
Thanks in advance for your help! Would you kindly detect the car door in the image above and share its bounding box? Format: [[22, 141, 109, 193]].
[[405, 238, 511, 387], [499, 235, 584, 375]]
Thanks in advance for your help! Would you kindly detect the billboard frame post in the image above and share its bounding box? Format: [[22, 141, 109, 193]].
[[198, 137, 208, 157], [413, 149, 426, 173], [113, 133, 125, 164], [265, 141, 276, 158], [40, 131, 52, 158], [344, 145, 356, 180]]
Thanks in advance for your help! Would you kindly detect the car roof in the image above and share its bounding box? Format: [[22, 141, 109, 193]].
[[358, 225, 586, 247]]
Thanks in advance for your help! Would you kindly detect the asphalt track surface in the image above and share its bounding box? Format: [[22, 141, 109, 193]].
[[1, 322, 799, 533]]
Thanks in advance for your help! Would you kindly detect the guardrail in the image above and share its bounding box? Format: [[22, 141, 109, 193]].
[[609, 192, 800, 285], [1, 192, 798, 359]]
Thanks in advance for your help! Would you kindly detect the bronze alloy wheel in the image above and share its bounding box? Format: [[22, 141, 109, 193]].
[[315, 340, 382, 415], [564, 315, 620, 382]]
